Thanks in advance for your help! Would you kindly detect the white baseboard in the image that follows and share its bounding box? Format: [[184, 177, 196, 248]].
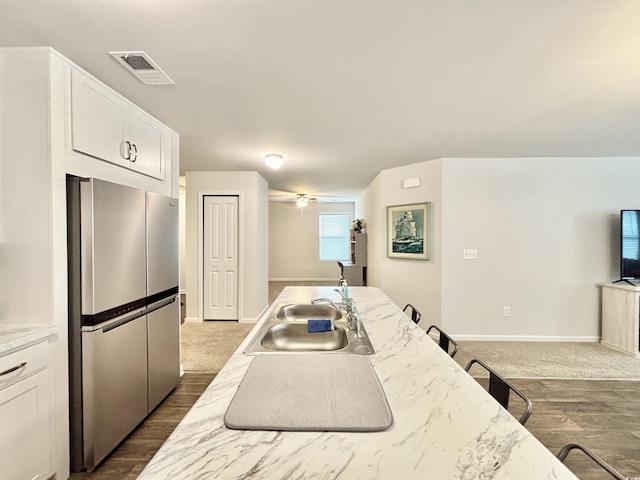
[[269, 278, 336, 282], [239, 304, 269, 324], [185, 305, 268, 324], [600, 340, 640, 357], [453, 334, 601, 342]]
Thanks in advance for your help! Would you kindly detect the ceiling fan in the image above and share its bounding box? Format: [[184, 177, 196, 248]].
[[268, 191, 320, 206], [294, 194, 318, 207], [268, 190, 356, 205]]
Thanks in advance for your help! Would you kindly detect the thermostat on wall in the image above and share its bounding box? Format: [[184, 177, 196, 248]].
[[402, 177, 421, 189]]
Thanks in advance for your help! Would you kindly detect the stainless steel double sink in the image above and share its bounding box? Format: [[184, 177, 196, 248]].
[[244, 303, 375, 355]]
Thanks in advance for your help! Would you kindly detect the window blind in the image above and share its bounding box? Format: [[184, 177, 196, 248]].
[[319, 214, 350, 261]]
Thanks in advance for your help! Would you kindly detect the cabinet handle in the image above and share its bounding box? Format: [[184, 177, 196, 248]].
[[120, 141, 132, 160], [130, 143, 138, 162], [0, 362, 27, 377]]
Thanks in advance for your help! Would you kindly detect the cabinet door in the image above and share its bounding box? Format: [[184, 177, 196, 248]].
[[71, 69, 129, 168], [129, 105, 167, 179], [0, 370, 51, 480]]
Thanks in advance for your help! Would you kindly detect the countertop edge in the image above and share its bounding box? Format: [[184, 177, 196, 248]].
[[0, 324, 59, 357]]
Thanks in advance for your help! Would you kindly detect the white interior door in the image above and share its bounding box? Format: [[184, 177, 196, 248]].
[[203, 196, 239, 320]]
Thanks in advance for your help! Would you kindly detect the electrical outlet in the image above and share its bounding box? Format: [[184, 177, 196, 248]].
[[463, 249, 478, 260], [503, 306, 511, 317]]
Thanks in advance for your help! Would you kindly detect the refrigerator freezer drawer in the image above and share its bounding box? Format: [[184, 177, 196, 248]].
[[82, 315, 148, 471], [147, 296, 180, 411]]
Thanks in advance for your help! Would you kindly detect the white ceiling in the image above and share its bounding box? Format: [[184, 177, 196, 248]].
[[1, 1, 638, 200]]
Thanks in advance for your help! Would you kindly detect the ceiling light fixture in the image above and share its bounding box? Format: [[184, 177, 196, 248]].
[[296, 194, 309, 207], [264, 153, 284, 169]]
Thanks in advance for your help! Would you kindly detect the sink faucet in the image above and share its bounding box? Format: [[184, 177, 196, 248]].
[[311, 297, 342, 312], [333, 288, 357, 328], [346, 303, 363, 339], [333, 288, 354, 312], [310, 298, 341, 330], [315, 292, 363, 339]]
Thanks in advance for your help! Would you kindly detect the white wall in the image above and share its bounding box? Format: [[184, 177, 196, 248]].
[[441, 157, 640, 340], [269, 201, 355, 280], [0, 49, 53, 326], [184, 171, 268, 322], [358, 156, 640, 340], [357, 160, 443, 328], [178, 179, 186, 292]]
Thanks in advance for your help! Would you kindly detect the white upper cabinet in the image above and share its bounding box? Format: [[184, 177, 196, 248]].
[[71, 69, 129, 169], [71, 69, 168, 180], [128, 105, 166, 179]]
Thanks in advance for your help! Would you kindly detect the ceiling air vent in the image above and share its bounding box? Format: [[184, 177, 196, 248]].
[[109, 51, 175, 85]]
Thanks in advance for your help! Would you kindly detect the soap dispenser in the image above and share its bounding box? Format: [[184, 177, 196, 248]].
[[340, 278, 349, 305]]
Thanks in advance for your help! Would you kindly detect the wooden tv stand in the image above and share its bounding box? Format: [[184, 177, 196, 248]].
[[600, 282, 640, 357]]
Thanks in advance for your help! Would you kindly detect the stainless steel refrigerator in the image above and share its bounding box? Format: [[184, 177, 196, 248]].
[[67, 176, 179, 472]]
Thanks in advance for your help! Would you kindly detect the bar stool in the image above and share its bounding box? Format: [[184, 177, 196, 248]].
[[337, 261, 344, 284], [557, 443, 627, 480], [464, 358, 533, 425], [402, 304, 421, 324], [425, 325, 458, 358]]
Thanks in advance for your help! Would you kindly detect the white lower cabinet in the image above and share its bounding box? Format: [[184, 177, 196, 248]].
[[0, 341, 52, 480]]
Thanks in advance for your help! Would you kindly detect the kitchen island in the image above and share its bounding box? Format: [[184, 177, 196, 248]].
[[139, 287, 577, 479]]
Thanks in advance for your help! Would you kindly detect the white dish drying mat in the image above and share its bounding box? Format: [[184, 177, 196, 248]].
[[224, 354, 393, 432]]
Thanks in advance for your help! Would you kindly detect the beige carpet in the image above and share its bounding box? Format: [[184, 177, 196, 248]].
[[180, 315, 640, 380], [181, 321, 255, 373], [180, 281, 335, 373], [453, 341, 640, 380]]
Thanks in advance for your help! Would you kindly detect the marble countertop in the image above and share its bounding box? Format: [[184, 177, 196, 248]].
[[0, 323, 58, 357], [139, 286, 577, 479]]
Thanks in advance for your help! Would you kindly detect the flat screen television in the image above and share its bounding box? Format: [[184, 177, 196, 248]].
[[620, 210, 640, 279]]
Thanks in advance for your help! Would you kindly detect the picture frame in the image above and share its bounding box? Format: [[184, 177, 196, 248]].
[[386, 202, 430, 260]]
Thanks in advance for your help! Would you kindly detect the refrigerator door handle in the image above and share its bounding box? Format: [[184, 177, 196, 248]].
[[82, 309, 146, 334], [146, 295, 177, 315], [102, 310, 146, 333]]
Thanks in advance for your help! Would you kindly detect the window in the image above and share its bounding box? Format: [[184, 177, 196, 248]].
[[319, 214, 350, 261]]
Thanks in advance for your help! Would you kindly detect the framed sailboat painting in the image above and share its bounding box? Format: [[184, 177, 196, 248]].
[[386, 202, 430, 260]]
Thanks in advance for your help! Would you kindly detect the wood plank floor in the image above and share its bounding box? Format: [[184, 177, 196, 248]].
[[69, 373, 215, 480], [73, 284, 640, 480], [517, 378, 640, 480], [72, 375, 640, 479]]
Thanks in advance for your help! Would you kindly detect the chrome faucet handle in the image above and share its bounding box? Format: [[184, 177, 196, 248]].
[[350, 310, 363, 339], [333, 288, 355, 312], [333, 288, 348, 301]]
